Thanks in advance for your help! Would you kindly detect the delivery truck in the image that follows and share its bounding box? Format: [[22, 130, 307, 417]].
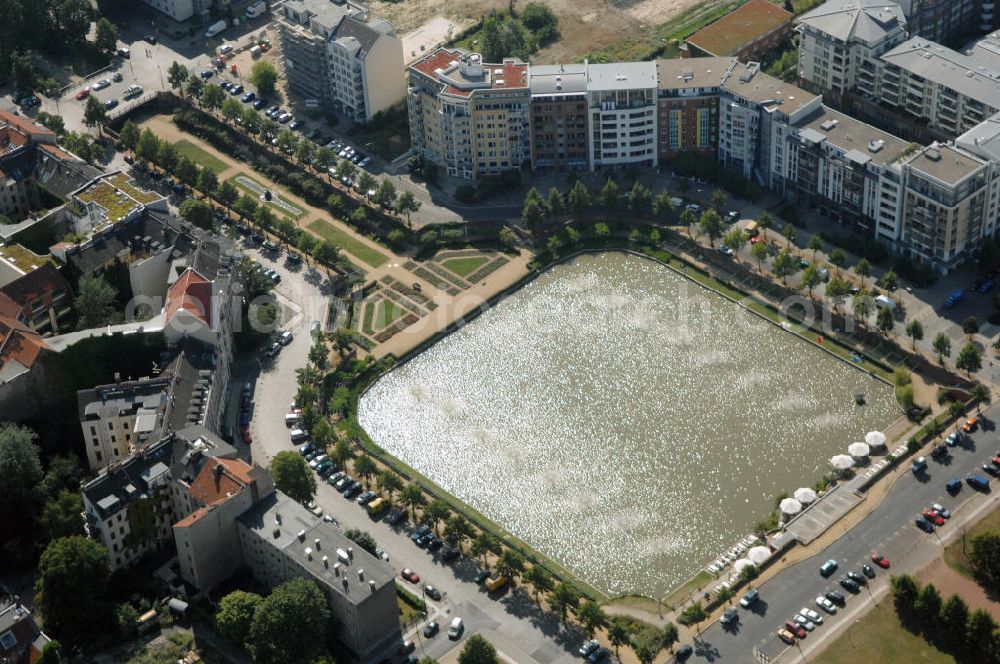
[[205, 20, 227, 39]]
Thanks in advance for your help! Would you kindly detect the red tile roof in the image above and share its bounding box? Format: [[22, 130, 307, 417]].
[[686, 0, 792, 57], [174, 506, 212, 529], [189, 457, 253, 506], [0, 263, 70, 320], [0, 110, 55, 141], [0, 314, 49, 369], [165, 268, 212, 325], [38, 143, 75, 161]]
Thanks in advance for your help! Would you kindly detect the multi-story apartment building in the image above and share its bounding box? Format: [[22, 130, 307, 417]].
[[528, 64, 590, 172], [238, 492, 402, 662], [796, 0, 908, 97], [78, 375, 172, 470], [82, 428, 401, 662], [656, 57, 736, 161], [586, 62, 659, 169], [898, 143, 992, 269], [408, 49, 530, 180], [895, 0, 980, 44], [718, 62, 822, 183], [785, 106, 912, 237], [276, 0, 404, 123], [876, 37, 1000, 136]]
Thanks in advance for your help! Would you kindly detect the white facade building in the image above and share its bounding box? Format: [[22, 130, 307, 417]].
[[277, 0, 404, 123], [585, 62, 659, 169]]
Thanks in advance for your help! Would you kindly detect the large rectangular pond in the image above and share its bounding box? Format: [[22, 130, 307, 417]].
[[358, 252, 899, 598]]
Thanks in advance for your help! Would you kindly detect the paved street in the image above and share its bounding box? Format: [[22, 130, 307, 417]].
[[686, 402, 1000, 663]]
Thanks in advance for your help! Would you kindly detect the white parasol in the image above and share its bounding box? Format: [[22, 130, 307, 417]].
[[793, 487, 818, 504], [848, 442, 871, 458], [747, 546, 771, 565], [733, 558, 756, 575], [779, 498, 803, 515], [865, 431, 887, 449], [830, 454, 854, 470]]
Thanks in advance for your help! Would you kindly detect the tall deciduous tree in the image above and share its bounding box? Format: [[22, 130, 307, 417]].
[[458, 634, 498, 664], [74, 274, 118, 329], [249, 578, 329, 663], [269, 451, 316, 504], [932, 333, 952, 365], [216, 590, 263, 646], [249, 61, 279, 97], [35, 536, 111, 643], [95, 17, 118, 54]]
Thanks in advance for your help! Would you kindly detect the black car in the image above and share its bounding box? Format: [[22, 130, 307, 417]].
[[423, 621, 439, 638], [427, 536, 443, 552], [415, 533, 432, 548], [840, 576, 860, 592], [289, 119, 305, 131], [253, 98, 266, 110], [674, 644, 694, 661], [384, 506, 406, 525], [983, 462, 1000, 477], [410, 525, 431, 543], [230, 83, 244, 95], [847, 571, 867, 586], [475, 570, 491, 585], [144, 34, 157, 44], [862, 564, 876, 578], [423, 585, 441, 601], [826, 590, 846, 605]]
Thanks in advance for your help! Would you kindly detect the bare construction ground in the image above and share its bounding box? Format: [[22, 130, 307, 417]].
[[372, 0, 710, 64]]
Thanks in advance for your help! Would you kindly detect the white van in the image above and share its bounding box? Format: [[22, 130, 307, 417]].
[[290, 428, 308, 442], [284, 413, 300, 427], [447, 617, 463, 640]]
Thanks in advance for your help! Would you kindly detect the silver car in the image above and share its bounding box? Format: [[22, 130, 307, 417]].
[[93, 78, 111, 90], [800, 607, 824, 624], [794, 615, 815, 631], [815, 596, 837, 614]]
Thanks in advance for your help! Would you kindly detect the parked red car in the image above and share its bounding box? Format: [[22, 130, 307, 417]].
[[871, 553, 891, 569], [75, 87, 90, 100], [922, 508, 945, 526], [400, 568, 420, 583]]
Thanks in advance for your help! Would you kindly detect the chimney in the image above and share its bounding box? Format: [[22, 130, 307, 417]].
[[322, 555, 329, 568], [369, 580, 376, 592], [297, 529, 306, 541], [314, 538, 321, 550], [347, 547, 353, 559], [305, 547, 313, 561], [357, 568, 365, 581]]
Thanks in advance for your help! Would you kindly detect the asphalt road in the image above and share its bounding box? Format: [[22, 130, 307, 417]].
[[686, 402, 1000, 663]]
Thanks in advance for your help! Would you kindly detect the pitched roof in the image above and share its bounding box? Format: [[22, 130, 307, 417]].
[[0, 110, 56, 141], [0, 314, 49, 370], [687, 0, 793, 56], [0, 262, 70, 318], [797, 0, 906, 43], [165, 268, 212, 325], [189, 457, 253, 506]]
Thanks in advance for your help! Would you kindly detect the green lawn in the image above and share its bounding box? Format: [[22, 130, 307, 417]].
[[174, 139, 228, 174], [227, 174, 305, 220], [375, 298, 405, 329], [441, 256, 489, 278], [307, 218, 388, 268], [945, 501, 1000, 578], [812, 602, 953, 664]]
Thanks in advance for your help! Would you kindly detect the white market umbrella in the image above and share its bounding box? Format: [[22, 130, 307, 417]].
[[794, 487, 818, 504], [733, 558, 756, 575], [848, 442, 871, 458], [779, 498, 803, 515], [865, 431, 887, 449], [830, 454, 854, 470], [747, 546, 771, 565]]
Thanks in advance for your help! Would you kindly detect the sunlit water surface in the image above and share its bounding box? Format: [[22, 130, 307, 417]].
[[358, 252, 898, 597]]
